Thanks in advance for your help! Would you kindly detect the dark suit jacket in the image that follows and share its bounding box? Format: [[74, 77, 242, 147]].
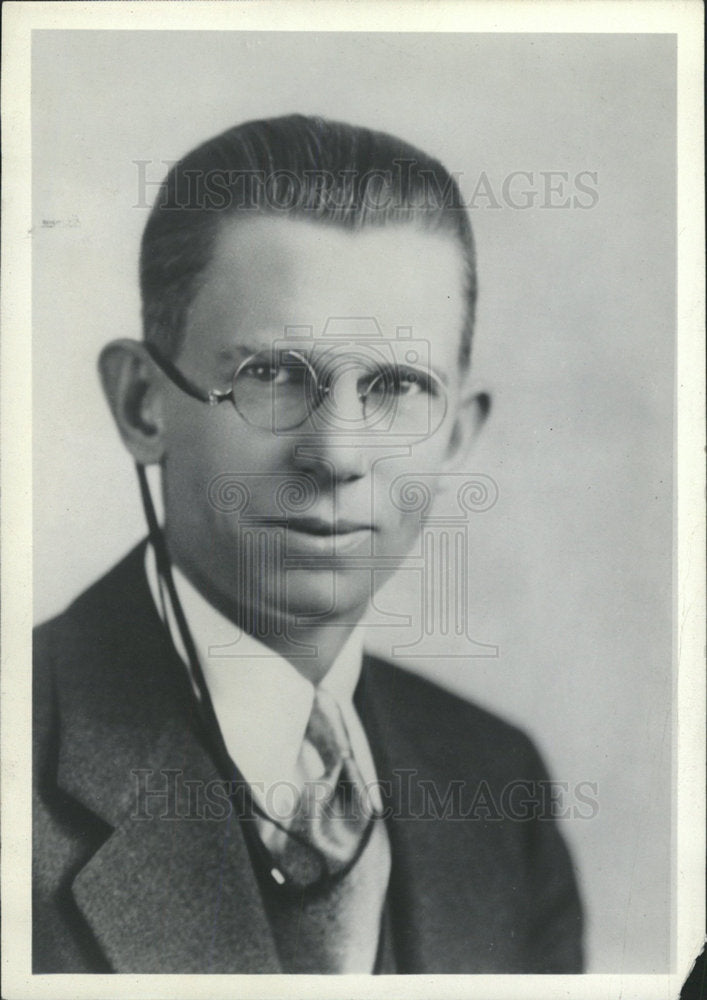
[[33, 543, 584, 973]]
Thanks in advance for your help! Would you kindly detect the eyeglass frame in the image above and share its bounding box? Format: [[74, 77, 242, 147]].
[[143, 340, 448, 434]]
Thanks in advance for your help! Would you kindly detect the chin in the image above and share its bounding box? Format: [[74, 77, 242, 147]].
[[277, 567, 372, 625]]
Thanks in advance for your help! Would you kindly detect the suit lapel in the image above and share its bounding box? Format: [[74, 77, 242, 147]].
[[357, 654, 518, 974], [70, 775, 280, 973], [55, 546, 280, 973]]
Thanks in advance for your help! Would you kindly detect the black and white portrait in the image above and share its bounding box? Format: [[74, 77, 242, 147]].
[[1, 3, 703, 997]]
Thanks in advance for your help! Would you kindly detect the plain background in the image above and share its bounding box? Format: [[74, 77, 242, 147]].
[[32, 30, 675, 972]]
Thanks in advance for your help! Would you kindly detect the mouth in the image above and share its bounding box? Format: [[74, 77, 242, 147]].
[[282, 517, 376, 555], [285, 517, 374, 536]]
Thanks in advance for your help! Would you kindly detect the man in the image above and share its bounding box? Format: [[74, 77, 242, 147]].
[[33, 114, 584, 974]]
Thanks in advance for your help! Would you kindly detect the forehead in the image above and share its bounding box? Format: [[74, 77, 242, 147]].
[[181, 215, 468, 368]]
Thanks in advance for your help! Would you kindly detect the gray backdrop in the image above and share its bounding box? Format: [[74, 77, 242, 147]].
[[32, 30, 676, 971]]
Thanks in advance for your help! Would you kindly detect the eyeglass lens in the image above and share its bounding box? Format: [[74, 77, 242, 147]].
[[233, 348, 447, 434]]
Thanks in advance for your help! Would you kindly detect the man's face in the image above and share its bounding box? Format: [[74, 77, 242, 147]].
[[159, 215, 473, 631]]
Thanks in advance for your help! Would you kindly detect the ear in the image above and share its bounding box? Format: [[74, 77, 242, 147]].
[[440, 383, 491, 475], [98, 339, 166, 466]]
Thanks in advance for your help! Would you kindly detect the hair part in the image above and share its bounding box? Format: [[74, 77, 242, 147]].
[[140, 114, 477, 366]]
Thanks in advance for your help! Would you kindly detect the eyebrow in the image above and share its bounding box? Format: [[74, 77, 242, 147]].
[[217, 342, 269, 361], [214, 341, 275, 371]]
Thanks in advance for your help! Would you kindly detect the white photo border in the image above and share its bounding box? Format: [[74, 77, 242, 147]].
[[1, 2, 704, 998]]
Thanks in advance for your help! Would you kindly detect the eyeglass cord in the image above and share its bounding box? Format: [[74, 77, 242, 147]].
[[135, 461, 379, 895]]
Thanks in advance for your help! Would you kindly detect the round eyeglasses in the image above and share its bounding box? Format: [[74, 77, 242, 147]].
[[145, 341, 448, 437]]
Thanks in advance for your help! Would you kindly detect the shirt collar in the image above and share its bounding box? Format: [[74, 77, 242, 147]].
[[144, 544, 364, 792]]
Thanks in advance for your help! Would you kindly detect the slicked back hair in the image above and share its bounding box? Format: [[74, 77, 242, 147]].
[[140, 114, 477, 366]]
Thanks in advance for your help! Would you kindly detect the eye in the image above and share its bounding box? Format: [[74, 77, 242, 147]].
[[396, 367, 424, 396], [371, 366, 437, 397], [240, 360, 278, 382], [239, 353, 306, 386], [360, 366, 432, 405]]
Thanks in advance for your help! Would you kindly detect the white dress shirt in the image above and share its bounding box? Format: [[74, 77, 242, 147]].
[[144, 545, 383, 842]]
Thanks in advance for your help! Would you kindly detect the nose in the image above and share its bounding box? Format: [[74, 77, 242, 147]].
[[290, 368, 371, 484], [290, 433, 369, 485], [318, 365, 368, 424]]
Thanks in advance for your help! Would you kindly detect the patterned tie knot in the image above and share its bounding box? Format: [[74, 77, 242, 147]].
[[262, 685, 392, 973], [305, 688, 352, 776], [272, 687, 376, 885]]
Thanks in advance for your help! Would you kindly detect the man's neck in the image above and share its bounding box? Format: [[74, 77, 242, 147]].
[[167, 550, 364, 687]]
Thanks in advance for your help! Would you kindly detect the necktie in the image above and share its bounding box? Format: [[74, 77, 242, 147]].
[[262, 688, 391, 973]]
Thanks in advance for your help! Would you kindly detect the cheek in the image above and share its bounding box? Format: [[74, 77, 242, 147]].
[[371, 435, 453, 546], [162, 408, 292, 519], [166, 402, 284, 469]]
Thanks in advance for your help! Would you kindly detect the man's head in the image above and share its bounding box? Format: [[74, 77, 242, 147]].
[[100, 115, 488, 662], [139, 114, 477, 366]]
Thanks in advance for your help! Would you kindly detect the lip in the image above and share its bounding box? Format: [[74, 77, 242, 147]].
[[283, 517, 375, 555], [285, 516, 374, 536]]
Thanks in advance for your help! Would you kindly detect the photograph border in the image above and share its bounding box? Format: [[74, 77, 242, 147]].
[[1, 2, 704, 998]]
